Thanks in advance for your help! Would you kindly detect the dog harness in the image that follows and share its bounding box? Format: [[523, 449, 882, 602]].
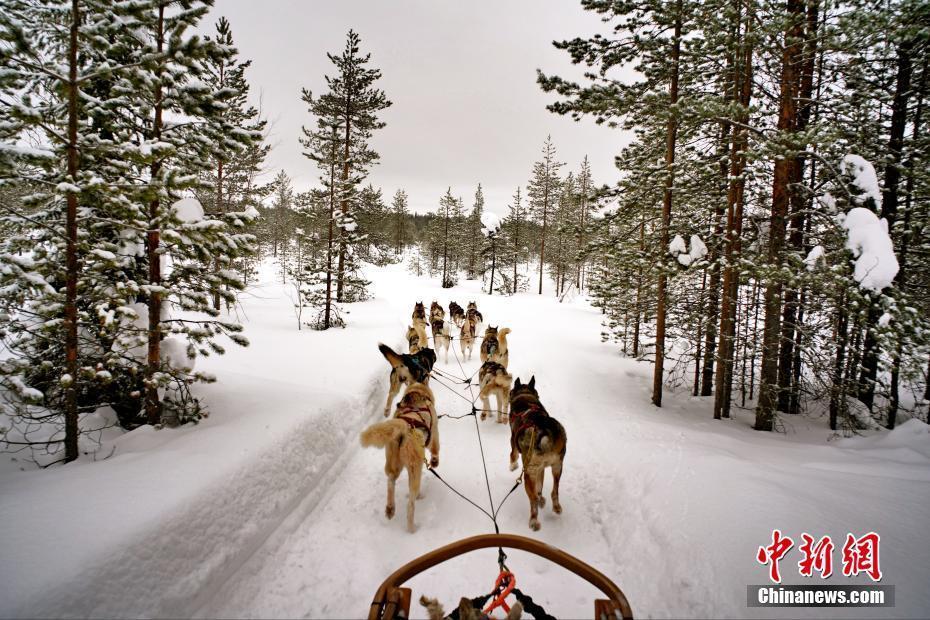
[[398, 406, 432, 446], [510, 402, 544, 439]]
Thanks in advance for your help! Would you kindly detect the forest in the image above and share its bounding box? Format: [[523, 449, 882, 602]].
[[0, 0, 928, 468]]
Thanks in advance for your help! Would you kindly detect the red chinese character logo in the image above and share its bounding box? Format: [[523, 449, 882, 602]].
[[757, 529, 794, 583], [842, 532, 882, 581], [798, 533, 834, 578]]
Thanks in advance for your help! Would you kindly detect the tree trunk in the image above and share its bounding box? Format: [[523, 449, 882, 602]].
[[651, 0, 682, 408], [888, 55, 925, 428], [714, 6, 753, 420], [63, 0, 82, 461], [755, 0, 804, 431], [858, 37, 914, 412]]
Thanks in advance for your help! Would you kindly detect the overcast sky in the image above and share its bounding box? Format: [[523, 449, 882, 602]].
[[199, 1, 633, 216]]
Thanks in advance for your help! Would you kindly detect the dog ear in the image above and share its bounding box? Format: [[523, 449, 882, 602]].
[[528, 375, 536, 389], [514, 377, 522, 388]]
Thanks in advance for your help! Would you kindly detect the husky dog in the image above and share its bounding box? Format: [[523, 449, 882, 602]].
[[429, 301, 445, 322], [431, 319, 451, 363], [412, 301, 426, 323], [420, 595, 523, 620], [508, 376, 566, 531], [466, 301, 483, 333], [479, 325, 499, 363], [478, 361, 512, 423], [459, 316, 477, 360], [406, 321, 429, 354], [361, 382, 439, 533], [495, 327, 511, 368], [379, 343, 436, 417], [449, 301, 465, 328]]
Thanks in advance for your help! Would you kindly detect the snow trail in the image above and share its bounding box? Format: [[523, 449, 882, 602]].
[[2, 262, 928, 618]]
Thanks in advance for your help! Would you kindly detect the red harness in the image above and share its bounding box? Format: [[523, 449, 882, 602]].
[[397, 405, 433, 446], [510, 402, 544, 438]]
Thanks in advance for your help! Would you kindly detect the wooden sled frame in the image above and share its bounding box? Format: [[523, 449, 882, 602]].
[[368, 533, 634, 619]]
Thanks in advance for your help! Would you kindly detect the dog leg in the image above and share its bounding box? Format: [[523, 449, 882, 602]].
[[523, 466, 540, 531], [407, 463, 422, 533], [551, 462, 563, 514], [537, 468, 546, 507], [429, 424, 439, 469], [386, 473, 396, 519], [383, 371, 400, 417], [509, 435, 518, 471]]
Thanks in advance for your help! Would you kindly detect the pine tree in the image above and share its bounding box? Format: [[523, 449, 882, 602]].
[[465, 184, 485, 279], [526, 136, 563, 295], [391, 189, 409, 255]]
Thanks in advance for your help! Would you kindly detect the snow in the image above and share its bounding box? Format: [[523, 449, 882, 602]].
[[842, 155, 882, 208], [171, 197, 204, 224], [481, 211, 501, 233], [879, 313, 893, 327], [671, 234, 707, 267], [839, 207, 899, 292], [668, 234, 687, 255], [803, 245, 825, 270], [0, 261, 928, 618]]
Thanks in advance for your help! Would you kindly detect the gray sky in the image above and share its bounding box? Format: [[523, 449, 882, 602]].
[[200, 0, 633, 216]]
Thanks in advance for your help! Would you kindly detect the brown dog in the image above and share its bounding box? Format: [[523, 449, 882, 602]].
[[478, 361, 512, 423], [412, 301, 426, 323], [361, 382, 439, 532], [508, 376, 566, 531], [406, 321, 428, 353], [459, 316, 476, 360], [449, 301, 465, 328], [379, 343, 436, 417]]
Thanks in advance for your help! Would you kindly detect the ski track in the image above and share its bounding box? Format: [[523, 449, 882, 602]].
[[5, 262, 927, 619], [194, 265, 930, 619], [194, 268, 730, 619]]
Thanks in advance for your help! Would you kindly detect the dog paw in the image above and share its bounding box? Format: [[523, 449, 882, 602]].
[[430, 456, 439, 468], [529, 518, 541, 531], [552, 502, 562, 515], [537, 495, 546, 507], [385, 505, 395, 519], [509, 460, 518, 472]]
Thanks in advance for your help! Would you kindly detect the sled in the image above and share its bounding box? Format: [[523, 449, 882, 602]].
[[368, 533, 634, 619]]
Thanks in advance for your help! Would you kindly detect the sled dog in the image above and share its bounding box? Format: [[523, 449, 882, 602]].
[[429, 301, 445, 322], [459, 316, 477, 360], [420, 595, 523, 620], [431, 319, 451, 364], [508, 376, 566, 531], [495, 327, 511, 368], [406, 321, 429, 354], [466, 301, 483, 334], [478, 361, 512, 423], [479, 325, 498, 363], [449, 301, 465, 328], [360, 382, 439, 533], [379, 342, 436, 417], [412, 301, 426, 323]]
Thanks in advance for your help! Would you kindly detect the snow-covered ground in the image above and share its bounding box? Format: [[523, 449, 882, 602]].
[[1, 260, 928, 618]]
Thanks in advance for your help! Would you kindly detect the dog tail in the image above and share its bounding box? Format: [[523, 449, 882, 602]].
[[360, 418, 407, 448], [378, 343, 404, 369], [498, 327, 511, 340]]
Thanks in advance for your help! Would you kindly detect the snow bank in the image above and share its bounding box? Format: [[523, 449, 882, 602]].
[[0, 264, 401, 618], [839, 207, 899, 292]]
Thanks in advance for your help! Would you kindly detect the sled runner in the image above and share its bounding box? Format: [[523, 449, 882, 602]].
[[368, 533, 634, 619]]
